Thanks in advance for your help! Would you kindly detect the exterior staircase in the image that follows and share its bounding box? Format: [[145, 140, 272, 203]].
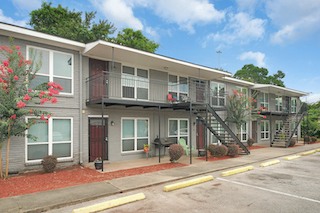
[[192, 103, 250, 155], [271, 112, 306, 148]]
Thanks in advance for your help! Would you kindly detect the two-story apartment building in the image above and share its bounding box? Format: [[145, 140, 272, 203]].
[[0, 22, 307, 173]]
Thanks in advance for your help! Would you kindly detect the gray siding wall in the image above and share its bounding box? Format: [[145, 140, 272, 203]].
[[0, 35, 81, 173]]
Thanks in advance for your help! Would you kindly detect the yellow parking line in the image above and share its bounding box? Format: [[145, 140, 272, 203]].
[[163, 176, 214, 192], [221, 166, 254, 177], [260, 160, 280, 167], [72, 193, 146, 213]]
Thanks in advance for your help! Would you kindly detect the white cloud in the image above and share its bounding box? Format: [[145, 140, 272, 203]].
[[307, 93, 320, 103], [145, 26, 160, 41], [266, 0, 320, 44], [91, 0, 225, 34], [0, 9, 26, 27], [91, 0, 144, 31], [12, 0, 41, 12], [203, 12, 266, 47], [238, 51, 266, 67], [235, 0, 258, 13]]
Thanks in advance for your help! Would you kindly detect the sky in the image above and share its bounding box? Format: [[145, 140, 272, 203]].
[[1, 0, 320, 103]]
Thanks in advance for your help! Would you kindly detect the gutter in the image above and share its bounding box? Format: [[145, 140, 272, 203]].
[[79, 51, 83, 164]]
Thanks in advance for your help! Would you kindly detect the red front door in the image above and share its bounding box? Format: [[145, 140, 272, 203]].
[[89, 118, 108, 162], [197, 120, 205, 149], [89, 59, 107, 100]]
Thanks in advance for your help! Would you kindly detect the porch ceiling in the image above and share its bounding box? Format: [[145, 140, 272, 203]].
[[252, 84, 308, 97], [83, 40, 231, 80]]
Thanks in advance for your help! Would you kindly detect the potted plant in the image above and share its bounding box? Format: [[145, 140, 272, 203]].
[[143, 144, 150, 152], [94, 157, 102, 170]]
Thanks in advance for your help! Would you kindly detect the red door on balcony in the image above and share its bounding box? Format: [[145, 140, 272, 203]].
[[89, 117, 108, 162], [89, 59, 107, 100]]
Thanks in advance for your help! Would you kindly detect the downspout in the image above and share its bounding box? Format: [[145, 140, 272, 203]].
[[79, 51, 83, 164]]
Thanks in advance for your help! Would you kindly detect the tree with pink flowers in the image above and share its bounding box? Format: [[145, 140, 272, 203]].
[[0, 38, 62, 178], [225, 89, 262, 140]]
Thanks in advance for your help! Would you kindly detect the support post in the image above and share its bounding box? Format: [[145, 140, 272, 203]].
[[189, 102, 192, 164], [101, 99, 104, 172], [159, 106, 161, 163], [205, 105, 208, 161]]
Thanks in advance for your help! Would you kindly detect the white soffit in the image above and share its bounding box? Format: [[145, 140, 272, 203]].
[[252, 84, 308, 97], [0, 22, 85, 51], [83, 40, 232, 79], [222, 77, 255, 86]]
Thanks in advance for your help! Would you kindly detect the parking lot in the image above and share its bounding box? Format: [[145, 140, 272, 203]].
[[47, 151, 320, 213]]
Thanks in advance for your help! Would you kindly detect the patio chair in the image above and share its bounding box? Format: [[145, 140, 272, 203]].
[[178, 138, 190, 156]]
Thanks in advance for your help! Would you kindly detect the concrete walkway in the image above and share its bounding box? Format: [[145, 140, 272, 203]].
[[2, 143, 320, 213]]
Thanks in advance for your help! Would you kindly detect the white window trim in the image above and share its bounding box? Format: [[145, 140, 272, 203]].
[[168, 118, 189, 145], [26, 45, 74, 96], [168, 74, 188, 100], [275, 120, 283, 133], [121, 65, 150, 101], [121, 117, 149, 153], [25, 117, 73, 163], [291, 98, 297, 113], [240, 122, 248, 142], [261, 120, 269, 140], [260, 92, 269, 108], [211, 81, 225, 106], [276, 95, 282, 112]]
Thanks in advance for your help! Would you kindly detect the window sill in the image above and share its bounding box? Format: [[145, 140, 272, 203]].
[[121, 151, 145, 156], [25, 158, 73, 166]]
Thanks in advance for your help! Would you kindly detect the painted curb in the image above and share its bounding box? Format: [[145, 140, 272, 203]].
[[284, 155, 301, 160], [260, 160, 280, 167], [301, 150, 316, 156], [71, 193, 146, 213], [163, 176, 214, 192], [316, 149, 320, 152], [221, 166, 254, 177]]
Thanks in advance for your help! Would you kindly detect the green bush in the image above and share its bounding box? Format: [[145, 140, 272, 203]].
[[247, 138, 255, 147], [311, 136, 317, 143], [227, 144, 239, 157], [168, 144, 184, 162], [208, 144, 228, 157], [304, 136, 310, 144], [288, 139, 296, 147], [41, 155, 58, 173]]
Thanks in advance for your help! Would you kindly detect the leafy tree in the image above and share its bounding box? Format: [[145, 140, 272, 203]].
[[110, 29, 160, 53], [225, 89, 262, 139], [28, 2, 116, 43], [0, 38, 62, 178], [234, 64, 285, 87], [301, 102, 320, 138]]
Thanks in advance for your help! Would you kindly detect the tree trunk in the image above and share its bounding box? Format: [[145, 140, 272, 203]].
[[237, 127, 241, 141], [5, 123, 11, 177], [0, 147, 3, 179]]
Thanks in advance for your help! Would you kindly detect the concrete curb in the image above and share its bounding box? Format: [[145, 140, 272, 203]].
[[163, 176, 214, 192], [284, 155, 301, 160], [259, 159, 280, 167], [316, 149, 320, 152], [71, 193, 146, 213], [221, 166, 254, 177], [301, 150, 316, 156]]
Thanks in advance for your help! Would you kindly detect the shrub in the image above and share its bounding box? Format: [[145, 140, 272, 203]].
[[247, 138, 255, 147], [288, 139, 296, 147], [208, 144, 228, 157], [227, 144, 239, 157], [168, 144, 184, 162], [311, 136, 317, 143], [304, 136, 310, 144], [41, 155, 58, 173]]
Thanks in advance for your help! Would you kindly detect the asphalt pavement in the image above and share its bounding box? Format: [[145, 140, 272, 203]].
[[1, 142, 320, 213]]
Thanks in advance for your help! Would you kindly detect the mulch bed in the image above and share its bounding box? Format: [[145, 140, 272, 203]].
[[0, 163, 187, 199], [196, 155, 240, 161], [247, 146, 268, 150]]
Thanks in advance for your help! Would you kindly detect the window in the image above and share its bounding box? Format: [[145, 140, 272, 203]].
[[261, 120, 269, 139], [122, 66, 149, 100], [26, 118, 73, 162], [211, 82, 225, 106], [168, 75, 188, 101], [28, 46, 73, 94], [122, 118, 149, 152], [291, 122, 297, 136], [168, 119, 189, 145], [260, 92, 269, 109], [239, 123, 248, 142], [291, 98, 297, 113], [276, 95, 282, 111], [236, 87, 247, 97], [275, 120, 283, 133], [211, 120, 222, 144]]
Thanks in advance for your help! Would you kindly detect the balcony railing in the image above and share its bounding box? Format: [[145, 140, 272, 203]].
[[85, 71, 228, 106]]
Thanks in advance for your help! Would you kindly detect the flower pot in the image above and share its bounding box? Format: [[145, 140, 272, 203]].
[[94, 161, 102, 170], [144, 147, 149, 152]]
